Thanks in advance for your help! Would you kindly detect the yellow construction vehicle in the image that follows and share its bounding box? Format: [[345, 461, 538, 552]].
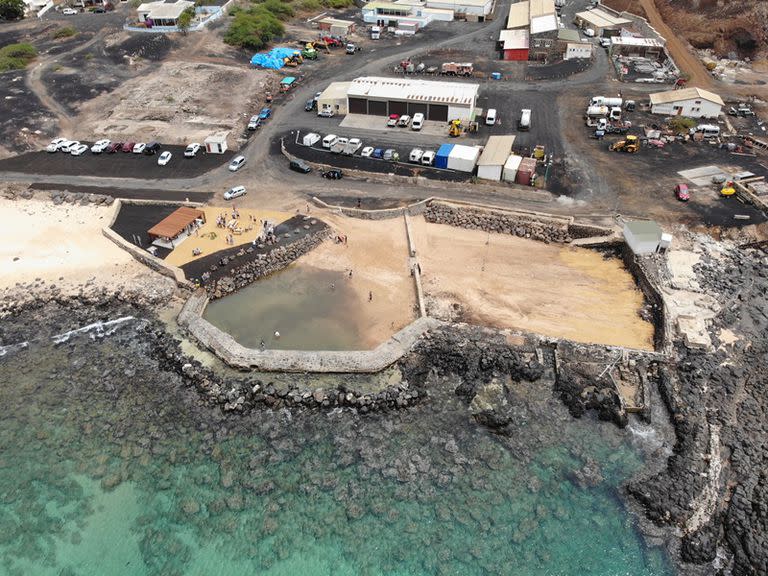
[[608, 134, 639, 153], [448, 119, 462, 137], [533, 145, 545, 160], [720, 181, 736, 197]]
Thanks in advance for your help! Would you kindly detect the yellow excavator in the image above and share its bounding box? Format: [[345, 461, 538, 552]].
[[448, 119, 462, 137], [608, 134, 639, 153]]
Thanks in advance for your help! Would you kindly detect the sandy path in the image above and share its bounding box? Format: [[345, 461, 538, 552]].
[[637, 0, 713, 89], [0, 199, 149, 292], [410, 219, 654, 350], [296, 213, 417, 347]]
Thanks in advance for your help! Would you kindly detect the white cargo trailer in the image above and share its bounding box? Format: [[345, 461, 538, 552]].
[[590, 96, 623, 107], [447, 145, 482, 173], [302, 132, 320, 146], [502, 154, 523, 182]]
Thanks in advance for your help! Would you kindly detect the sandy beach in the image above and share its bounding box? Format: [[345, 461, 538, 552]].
[[0, 198, 159, 293], [409, 218, 655, 350]]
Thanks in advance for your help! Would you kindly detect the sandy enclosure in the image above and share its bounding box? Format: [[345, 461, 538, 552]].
[[0, 199, 149, 292], [409, 218, 655, 350], [295, 213, 418, 347]]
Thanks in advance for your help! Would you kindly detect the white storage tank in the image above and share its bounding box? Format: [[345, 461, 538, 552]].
[[502, 154, 523, 182], [447, 144, 482, 173]]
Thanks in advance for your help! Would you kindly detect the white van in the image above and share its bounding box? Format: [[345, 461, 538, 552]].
[[485, 108, 497, 126], [421, 150, 435, 166], [411, 113, 424, 131], [691, 124, 720, 137], [409, 148, 424, 163], [322, 134, 338, 149]]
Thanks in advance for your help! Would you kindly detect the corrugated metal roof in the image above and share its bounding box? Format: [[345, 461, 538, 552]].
[[318, 17, 355, 26], [611, 36, 663, 47], [143, 0, 193, 19], [499, 28, 529, 49], [148, 207, 205, 239], [319, 81, 351, 100], [529, 0, 554, 18], [506, 1, 529, 29], [477, 136, 516, 166], [530, 13, 557, 34], [649, 87, 724, 106], [574, 8, 631, 28], [557, 28, 581, 42], [348, 77, 479, 106]]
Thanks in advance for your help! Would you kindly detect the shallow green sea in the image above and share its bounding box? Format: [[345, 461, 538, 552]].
[[0, 326, 674, 576]]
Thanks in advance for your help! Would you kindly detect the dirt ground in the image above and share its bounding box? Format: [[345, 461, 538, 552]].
[[409, 218, 655, 350], [76, 61, 271, 145], [0, 198, 149, 292], [295, 212, 417, 347]]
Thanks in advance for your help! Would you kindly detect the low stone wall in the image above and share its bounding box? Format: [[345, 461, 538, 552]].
[[568, 222, 614, 239], [311, 196, 431, 220], [424, 200, 573, 243], [206, 229, 329, 298], [178, 289, 444, 372]]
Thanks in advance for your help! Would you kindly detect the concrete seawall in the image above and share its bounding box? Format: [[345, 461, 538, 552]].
[[178, 289, 443, 372]]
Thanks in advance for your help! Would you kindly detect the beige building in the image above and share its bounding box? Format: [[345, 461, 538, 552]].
[[317, 82, 351, 116]]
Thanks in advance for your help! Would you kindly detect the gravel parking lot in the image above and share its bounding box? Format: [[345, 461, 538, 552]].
[[0, 144, 234, 179]]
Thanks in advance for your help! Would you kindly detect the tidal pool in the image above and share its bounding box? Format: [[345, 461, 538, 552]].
[[203, 265, 364, 351], [0, 323, 674, 576]]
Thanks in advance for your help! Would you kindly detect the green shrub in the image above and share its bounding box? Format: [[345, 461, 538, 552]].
[[322, 0, 354, 8], [53, 26, 78, 39], [258, 0, 293, 18], [0, 43, 38, 71], [299, 0, 320, 10], [224, 6, 285, 50], [667, 116, 697, 134]]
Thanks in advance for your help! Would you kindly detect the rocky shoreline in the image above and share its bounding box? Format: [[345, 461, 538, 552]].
[[2, 231, 768, 576]]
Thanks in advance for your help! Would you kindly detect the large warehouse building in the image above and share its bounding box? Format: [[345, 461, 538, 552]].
[[649, 87, 724, 118], [346, 77, 479, 122]]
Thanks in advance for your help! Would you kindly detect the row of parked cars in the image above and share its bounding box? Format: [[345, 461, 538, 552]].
[[386, 113, 424, 130], [315, 133, 437, 166], [44, 137, 219, 166]]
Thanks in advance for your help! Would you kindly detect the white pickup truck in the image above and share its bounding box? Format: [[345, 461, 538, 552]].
[[343, 138, 362, 155]]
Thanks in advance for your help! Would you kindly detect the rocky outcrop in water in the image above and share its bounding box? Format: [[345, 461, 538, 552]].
[[207, 229, 328, 299]]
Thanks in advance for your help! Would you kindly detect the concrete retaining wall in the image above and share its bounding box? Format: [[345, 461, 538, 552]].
[[620, 245, 668, 353], [178, 289, 444, 372], [103, 200, 194, 288], [311, 196, 431, 220]]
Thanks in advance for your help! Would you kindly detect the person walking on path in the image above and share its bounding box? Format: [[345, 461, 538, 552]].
[[368, 291, 373, 302]]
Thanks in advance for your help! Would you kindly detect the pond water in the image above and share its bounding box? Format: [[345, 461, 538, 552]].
[[0, 321, 675, 576]]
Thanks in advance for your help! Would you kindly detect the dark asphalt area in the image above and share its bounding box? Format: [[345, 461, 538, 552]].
[[29, 182, 213, 202], [279, 134, 473, 182], [181, 215, 329, 285], [0, 145, 233, 178], [110, 202, 180, 259]]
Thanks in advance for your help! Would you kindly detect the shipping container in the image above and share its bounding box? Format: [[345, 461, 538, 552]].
[[516, 157, 537, 186], [502, 154, 523, 182], [447, 144, 482, 173], [435, 143, 454, 169]]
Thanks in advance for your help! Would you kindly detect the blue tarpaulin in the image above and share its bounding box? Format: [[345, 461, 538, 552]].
[[435, 144, 454, 169], [250, 47, 298, 69]]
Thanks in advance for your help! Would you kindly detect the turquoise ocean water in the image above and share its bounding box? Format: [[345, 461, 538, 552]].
[[0, 328, 673, 576]]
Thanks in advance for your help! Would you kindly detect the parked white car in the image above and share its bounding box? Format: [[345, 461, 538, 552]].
[[411, 113, 424, 131], [132, 142, 146, 154], [398, 115, 411, 128], [184, 143, 201, 157], [46, 138, 68, 152], [228, 155, 246, 172], [91, 139, 111, 153], [409, 148, 424, 163], [485, 108, 497, 126], [224, 185, 246, 200], [360, 146, 374, 158], [421, 150, 435, 166], [60, 140, 80, 153], [70, 143, 89, 156], [157, 151, 172, 165], [62, 7, 78, 15]]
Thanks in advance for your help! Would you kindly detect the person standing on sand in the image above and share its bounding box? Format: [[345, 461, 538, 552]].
[[348, 270, 353, 279], [368, 291, 373, 302]]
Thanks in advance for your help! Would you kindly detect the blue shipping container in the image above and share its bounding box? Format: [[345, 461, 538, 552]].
[[435, 144, 454, 169]]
